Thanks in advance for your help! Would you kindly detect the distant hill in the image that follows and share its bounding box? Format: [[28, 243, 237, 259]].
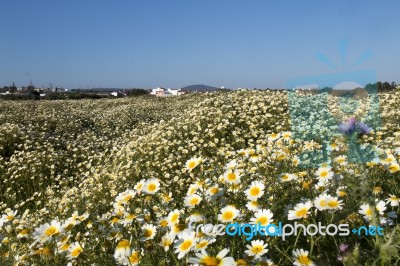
[[180, 84, 222, 91]]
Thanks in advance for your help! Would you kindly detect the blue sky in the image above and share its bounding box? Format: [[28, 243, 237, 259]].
[[0, 0, 399, 89]]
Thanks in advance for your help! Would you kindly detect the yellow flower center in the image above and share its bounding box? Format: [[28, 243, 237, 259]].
[[159, 219, 168, 227], [44, 226, 58, 237], [227, 172, 236, 181], [256, 216, 269, 225], [180, 240, 193, 251], [251, 245, 263, 254], [60, 243, 70, 251], [19, 229, 29, 235], [210, 187, 219, 194], [171, 213, 179, 223], [328, 201, 339, 208], [190, 198, 199, 205], [249, 187, 261, 197], [298, 255, 311, 264], [365, 208, 372, 216], [117, 239, 130, 249], [163, 195, 172, 201], [129, 252, 139, 263], [147, 183, 157, 191], [201, 256, 220, 266], [320, 171, 328, 178], [124, 194, 133, 201], [295, 208, 308, 218], [337, 158, 345, 163], [126, 214, 137, 220], [188, 161, 196, 169], [386, 157, 394, 163], [389, 165, 399, 172], [277, 154, 286, 161], [143, 229, 153, 238], [71, 246, 83, 257], [222, 211, 234, 221]]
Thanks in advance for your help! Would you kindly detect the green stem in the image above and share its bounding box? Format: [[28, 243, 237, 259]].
[[293, 225, 302, 248], [350, 137, 382, 249], [169, 249, 180, 265]]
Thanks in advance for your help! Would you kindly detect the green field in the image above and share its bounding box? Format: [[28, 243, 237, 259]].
[[0, 90, 399, 265]]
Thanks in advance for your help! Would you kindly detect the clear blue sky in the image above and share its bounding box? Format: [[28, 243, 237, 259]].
[[0, 0, 399, 89]]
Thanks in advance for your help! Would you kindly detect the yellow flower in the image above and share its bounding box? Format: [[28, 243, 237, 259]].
[[292, 249, 315, 266], [174, 230, 196, 259], [250, 209, 274, 226], [143, 178, 160, 194], [388, 163, 400, 173], [223, 169, 241, 184], [184, 194, 202, 208], [141, 224, 157, 241], [67, 242, 83, 260], [189, 248, 235, 265], [218, 206, 240, 223], [245, 181, 265, 201], [186, 157, 202, 170], [167, 210, 180, 226], [245, 240, 269, 259], [33, 220, 61, 243], [288, 202, 313, 220], [386, 194, 400, 206], [373, 187, 382, 195], [159, 233, 174, 251]]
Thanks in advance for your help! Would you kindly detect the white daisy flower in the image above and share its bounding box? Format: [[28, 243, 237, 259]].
[[245, 239, 269, 259]]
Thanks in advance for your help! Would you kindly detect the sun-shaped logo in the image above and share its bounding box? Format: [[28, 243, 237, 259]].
[[314, 40, 376, 122], [316, 39, 373, 70], [286, 39, 381, 167]]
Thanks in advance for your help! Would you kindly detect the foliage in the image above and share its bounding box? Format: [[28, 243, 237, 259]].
[[0, 90, 399, 265]]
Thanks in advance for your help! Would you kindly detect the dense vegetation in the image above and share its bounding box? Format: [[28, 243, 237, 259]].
[[0, 89, 399, 265]]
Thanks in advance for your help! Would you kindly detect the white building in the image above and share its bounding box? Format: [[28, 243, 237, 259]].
[[167, 88, 185, 95], [150, 87, 165, 96], [150, 87, 185, 97], [111, 91, 126, 97]]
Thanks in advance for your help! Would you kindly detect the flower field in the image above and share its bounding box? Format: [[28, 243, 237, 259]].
[[0, 89, 399, 265]]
